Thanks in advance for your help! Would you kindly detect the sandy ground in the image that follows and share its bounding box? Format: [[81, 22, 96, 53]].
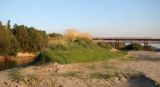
[[0, 51, 160, 87], [0, 70, 10, 87], [116, 51, 160, 82]]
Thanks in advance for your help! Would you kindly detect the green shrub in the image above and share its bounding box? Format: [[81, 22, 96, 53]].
[[97, 42, 112, 49], [143, 45, 157, 51], [114, 43, 126, 49], [34, 51, 53, 64], [122, 43, 143, 51]]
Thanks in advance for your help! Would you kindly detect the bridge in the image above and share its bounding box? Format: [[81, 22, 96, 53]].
[[93, 37, 160, 46]]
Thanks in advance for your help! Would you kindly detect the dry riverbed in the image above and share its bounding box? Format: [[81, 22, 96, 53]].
[[0, 51, 160, 87]]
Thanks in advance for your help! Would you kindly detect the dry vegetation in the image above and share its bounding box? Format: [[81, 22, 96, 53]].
[[64, 29, 92, 43], [48, 29, 92, 47]]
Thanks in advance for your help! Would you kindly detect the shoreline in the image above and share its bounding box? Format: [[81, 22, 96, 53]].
[[0, 51, 160, 87], [0, 53, 36, 71]]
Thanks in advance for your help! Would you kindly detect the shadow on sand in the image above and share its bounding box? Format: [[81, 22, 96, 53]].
[[127, 74, 160, 87]]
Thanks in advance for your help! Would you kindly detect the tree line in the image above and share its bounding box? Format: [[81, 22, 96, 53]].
[[0, 20, 48, 56]]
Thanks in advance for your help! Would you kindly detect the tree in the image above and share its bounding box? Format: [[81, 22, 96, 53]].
[[49, 32, 63, 37], [12, 25, 29, 52], [27, 27, 48, 52], [0, 21, 48, 55], [12, 25, 48, 52], [7, 20, 11, 30], [0, 22, 19, 56]]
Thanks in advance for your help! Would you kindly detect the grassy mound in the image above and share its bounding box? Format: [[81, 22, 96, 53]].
[[35, 41, 126, 64]]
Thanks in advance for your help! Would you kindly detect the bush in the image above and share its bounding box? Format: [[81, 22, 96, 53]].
[[97, 42, 112, 49], [34, 51, 54, 64], [114, 43, 125, 49], [122, 43, 143, 51], [34, 50, 68, 64], [143, 45, 157, 51]]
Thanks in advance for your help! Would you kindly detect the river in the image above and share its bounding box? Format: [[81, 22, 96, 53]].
[[0, 56, 35, 71]]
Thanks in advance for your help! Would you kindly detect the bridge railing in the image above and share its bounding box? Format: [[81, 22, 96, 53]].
[[92, 37, 160, 44]]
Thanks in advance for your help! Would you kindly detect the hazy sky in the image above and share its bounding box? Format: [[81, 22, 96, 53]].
[[0, 0, 160, 37]]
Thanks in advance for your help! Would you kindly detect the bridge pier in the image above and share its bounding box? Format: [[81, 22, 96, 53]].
[[115, 40, 119, 49], [144, 41, 149, 46]]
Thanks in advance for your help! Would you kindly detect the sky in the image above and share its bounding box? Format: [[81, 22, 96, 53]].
[[0, 0, 160, 37]]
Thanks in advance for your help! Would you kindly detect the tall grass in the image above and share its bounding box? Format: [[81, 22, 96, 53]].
[[64, 29, 92, 43], [64, 29, 79, 42], [34, 29, 127, 64], [48, 37, 67, 47], [35, 41, 126, 64]]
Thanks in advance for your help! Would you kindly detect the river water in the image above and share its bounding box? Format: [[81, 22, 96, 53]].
[[0, 56, 35, 71]]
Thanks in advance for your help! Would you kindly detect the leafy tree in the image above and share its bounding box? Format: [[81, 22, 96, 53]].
[[12, 25, 48, 52], [12, 25, 29, 52], [49, 32, 63, 37], [0, 22, 19, 56], [0, 21, 48, 55], [7, 20, 11, 30]]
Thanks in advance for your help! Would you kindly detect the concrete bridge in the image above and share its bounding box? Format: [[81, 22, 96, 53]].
[[93, 37, 160, 46]]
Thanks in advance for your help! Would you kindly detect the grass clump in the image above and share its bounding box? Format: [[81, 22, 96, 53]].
[[97, 42, 112, 49], [120, 55, 138, 61], [34, 51, 53, 64], [51, 71, 79, 77], [51, 71, 83, 79], [90, 72, 114, 79], [10, 68, 39, 84], [10, 68, 24, 82]]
